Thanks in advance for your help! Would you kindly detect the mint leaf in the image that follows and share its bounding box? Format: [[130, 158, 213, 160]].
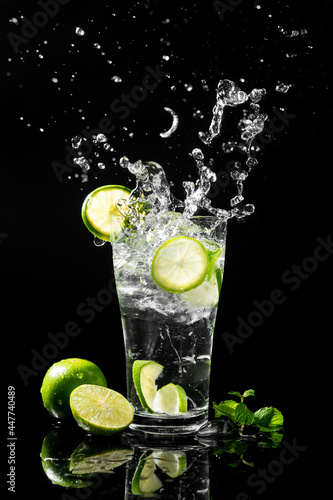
[[254, 407, 274, 428], [213, 400, 238, 419], [255, 407, 284, 431], [234, 402, 255, 426], [228, 391, 243, 399], [243, 389, 255, 398]]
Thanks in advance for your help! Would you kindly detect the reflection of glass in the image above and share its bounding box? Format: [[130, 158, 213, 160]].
[[112, 215, 227, 435], [125, 445, 210, 498]]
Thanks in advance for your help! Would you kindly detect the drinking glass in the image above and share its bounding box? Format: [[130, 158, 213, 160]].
[[111, 215, 227, 435]]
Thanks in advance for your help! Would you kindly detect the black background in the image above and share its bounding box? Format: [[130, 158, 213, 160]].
[[2, 0, 331, 498]]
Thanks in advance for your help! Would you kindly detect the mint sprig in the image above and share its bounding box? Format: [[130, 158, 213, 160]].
[[212, 389, 283, 433]]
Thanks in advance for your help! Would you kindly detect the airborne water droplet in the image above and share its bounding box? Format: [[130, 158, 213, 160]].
[[275, 83, 293, 93], [94, 236, 106, 247], [96, 134, 107, 143], [75, 27, 85, 36], [71, 135, 82, 149]]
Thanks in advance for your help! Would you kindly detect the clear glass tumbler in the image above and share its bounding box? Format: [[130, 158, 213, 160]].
[[111, 215, 227, 435]]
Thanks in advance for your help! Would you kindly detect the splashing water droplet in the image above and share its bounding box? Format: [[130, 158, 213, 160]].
[[71, 135, 82, 149], [160, 107, 179, 138], [75, 27, 85, 36], [275, 83, 293, 93], [111, 75, 122, 82], [96, 133, 108, 143], [93, 236, 106, 247], [74, 157, 90, 171], [97, 162, 106, 169]]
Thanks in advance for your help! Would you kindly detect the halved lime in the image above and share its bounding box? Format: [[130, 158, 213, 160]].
[[70, 384, 134, 435], [151, 236, 209, 293], [81, 185, 131, 241], [131, 452, 163, 495], [153, 450, 187, 478], [152, 383, 188, 415], [41, 358, 107, 420], [132, 360, 163, 412]]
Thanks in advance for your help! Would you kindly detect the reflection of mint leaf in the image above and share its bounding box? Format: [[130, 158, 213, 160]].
[[234, 403, 255, 426], [255, 407, 284, 431]]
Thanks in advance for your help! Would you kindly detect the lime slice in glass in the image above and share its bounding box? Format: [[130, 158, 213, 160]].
[[153, 450, 187, 478], [152, 383, 188, 415], [131, 452, 163, 495], [151, 236, 209, 293], [70, 384, 134, 435], [81, 185, 131, 241], [132, 360, 163, 412]]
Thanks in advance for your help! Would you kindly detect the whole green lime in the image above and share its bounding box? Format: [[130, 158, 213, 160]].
[[41, 358, 107, 419]]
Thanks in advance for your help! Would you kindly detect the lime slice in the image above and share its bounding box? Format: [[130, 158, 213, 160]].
[[131, 452, 163, 495], [41, 358, 107, 420], [153, 450, 187, 478], [70, 385, 134, 435], [182, 273, 220, 307], [152, 383, 188, 415], [132, 360, 163, 412], [151, 236, 209, 293], [81, 185, 131, 241]]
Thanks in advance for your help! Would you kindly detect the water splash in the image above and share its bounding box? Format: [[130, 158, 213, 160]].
[[119, 156, 183, 215], [199, 79, 249, 145], [117, 79, 268, 223]]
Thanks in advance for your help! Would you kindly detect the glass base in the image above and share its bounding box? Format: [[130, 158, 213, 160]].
[[129, 410, 208, 436]]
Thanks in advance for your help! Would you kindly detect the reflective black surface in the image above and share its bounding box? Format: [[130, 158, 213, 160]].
[[3, 0, 330, 498]]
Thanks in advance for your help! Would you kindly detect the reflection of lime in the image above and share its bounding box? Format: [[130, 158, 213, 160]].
[[70, 385, 134, 435], [41, 358, 107, 420], [81, 185, 131, 241], [40, 428, 94, 488], [131, 452, 163, 495], [153, 450, 187, 478], [70, 438, 134, 474], [153, 383, 188, 415], [132, 360, 163, 412], [151, 236, 208, 293]]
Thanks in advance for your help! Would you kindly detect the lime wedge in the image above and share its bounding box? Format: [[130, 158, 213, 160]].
[[152, 383, 188, 415], [153, 450, 187, 478], [81, 185, 131, 241], [131, 452, 163, 495], [132, 360, 163, 412], [151, 236, 209, 293], [70, 385, 134, 435]]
